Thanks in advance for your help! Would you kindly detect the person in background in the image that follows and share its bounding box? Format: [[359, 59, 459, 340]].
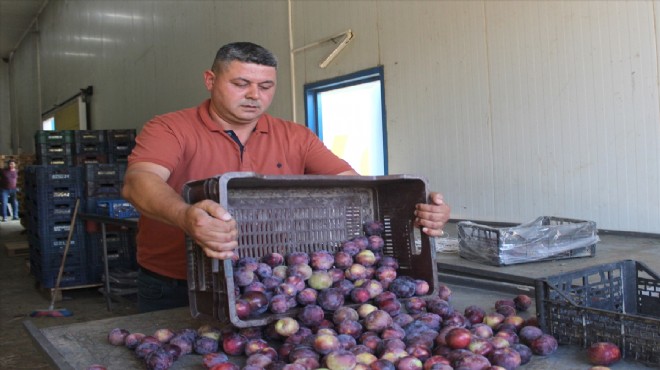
[[122, 41, 451, 313], [1, 159, 20, 222]]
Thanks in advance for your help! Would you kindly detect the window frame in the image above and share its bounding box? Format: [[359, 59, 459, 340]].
[[304, 66, 388, 174]]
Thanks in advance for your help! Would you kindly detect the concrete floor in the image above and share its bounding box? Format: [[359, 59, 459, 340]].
[[0, 219, 138, 369], [1, 219, 659, 369]]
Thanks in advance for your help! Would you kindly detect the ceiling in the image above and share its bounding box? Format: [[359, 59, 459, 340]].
[[0, 0, 47, 62]]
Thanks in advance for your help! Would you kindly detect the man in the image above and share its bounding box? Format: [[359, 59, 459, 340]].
[[1, 160, 19, 222], [122, 42, 450, 312]]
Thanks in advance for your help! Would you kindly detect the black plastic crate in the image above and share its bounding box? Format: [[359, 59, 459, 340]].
[[84, 181, 122, 198], [457, 216, 598, 266], [30, 260, 89, 288], [74, 142, 107, 155], [108, 152, 131, 164], [74, 153, 108, 166], [87, 231, 137, 282], [182, 172, 436, 328], [84, 163, 126, 182], [536, 260, 660, 366], [34, 130, 74, 145], [36, 143, 74, 158], [106, 129, 136, 148], [24, 165, 82, 185], [74, 130, 106, 145], [36, 153, 74, 166]]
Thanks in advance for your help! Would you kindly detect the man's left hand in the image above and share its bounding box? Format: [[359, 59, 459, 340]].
[[414, 192, 450, 237]]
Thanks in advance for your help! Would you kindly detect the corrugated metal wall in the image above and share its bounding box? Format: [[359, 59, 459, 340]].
[[5, 0, 660, 233]]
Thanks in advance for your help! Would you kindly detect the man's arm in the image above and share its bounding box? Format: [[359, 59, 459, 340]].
[[122, 162, 238, 260]]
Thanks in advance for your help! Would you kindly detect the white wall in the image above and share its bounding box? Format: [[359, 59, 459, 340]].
[[4, 0, 660, 233]]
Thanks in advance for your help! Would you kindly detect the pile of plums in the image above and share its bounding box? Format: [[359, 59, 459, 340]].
[[232, 220, 431, 320], [97, 219, 623, 369]]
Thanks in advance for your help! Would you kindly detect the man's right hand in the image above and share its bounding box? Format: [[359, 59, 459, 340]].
[[183, 200, 238, 260]]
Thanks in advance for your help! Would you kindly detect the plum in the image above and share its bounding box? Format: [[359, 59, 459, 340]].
[[355, 351, 378, 365], [370, 359, 396, 370], [346, 264, 368, 281], [333, 306, 359, 324], [489, 347, 521, 369], [518, 325, 543, 345], [107, 328, 130, 346], [337, 319, 363, 339], [333, 279, 355, 297], [317, 288, 345, 311], [288, 345, 320, 363], [295, 287, 318, 306], [427, 299, 454, 318], [145, 348, 174, 370], [464, 305, 486, 325], [246, 353, 274, 368], [496, 304, 517, 318], [512, 343, 532, 365], [255, 263, 273, 279], [367, 235, 385, 252], [490, 337, 511, 350], [242, 290, 269, 317], [502, 315, 525, 332], [403, 297, 426, 315], [203, 352, 230, 368], [269, 294, 290, 314], [325, 349, 358, 370], [422, 355, 451, 369], [288, 264, 313, 281], [415, 312, 442, 331], [494, 330, 519, 346], [352, 235, 370, 250], [337, 333, 357, 350], [341, 240, 361, 256], [389, 277, 417, 298], [263, 276, 283, 291], [363, 220, 385, 236], [587, 342, 621, 366], [298, 304, 325, 327], [273, 265, 288, 280], [437, 284, 452, 301], [158, 343, 181, 361], [530, 334, 558, 356], [513, 294, 532, 311], [262, 252, 285, 267], [235, 299, 251, 319], [470, 324, 493, 339], [397, 356, 423, 370], [169, 334, 194, 355], [380, 323, 406, 340], [233, 267, 255, 287], [313, 333, 341, 355], [222, 332, 247, 356], [483, 313, 505, 329], [357, 303, 378, 318], [85, 365, 107, 370], [334, 251, 354, 269], [311, 250, 335, 270], [274, 317, 300, 337], [244, 338, 269, 356], [379, 347, 408, 364], [135, 340, 161, 359], [468, 337, 494, 357], [445, 327, 472, 350], [286, 252, 310, 266], [378, 298, 402, 316], [442, 312, 469, 328], [351, 287, 372, 304], [355, 250, 377, 267], [451, 352, 491, 370], [363, 309, 393, 332], [237, 257, 259, 271], [413, 279, 430, 296], [309, 270, 334, 290], [376, 266, 397, 282], [193, 336, 218, 355], [243, 281, 267, 294], [406, 343, 432, 362], [124, 332, 146, 349], [393, 313, 415, 327]]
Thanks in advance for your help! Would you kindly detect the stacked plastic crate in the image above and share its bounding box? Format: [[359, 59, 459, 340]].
[[84, 163, 138, 283], [27, 129, 138, 288], [24, 164, 87, 288]]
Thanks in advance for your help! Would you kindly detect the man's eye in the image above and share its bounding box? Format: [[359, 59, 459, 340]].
[[259, 84, 274, 90], [234, 82, 248, 87]]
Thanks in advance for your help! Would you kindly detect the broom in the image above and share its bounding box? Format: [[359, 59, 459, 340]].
[[30, 198, 80, 317]]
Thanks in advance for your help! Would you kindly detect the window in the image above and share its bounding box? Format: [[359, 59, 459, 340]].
[[305, 66, 387, 175]]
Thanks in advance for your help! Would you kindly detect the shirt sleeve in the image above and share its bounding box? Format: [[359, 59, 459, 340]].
[[128, 115, 183, 173]]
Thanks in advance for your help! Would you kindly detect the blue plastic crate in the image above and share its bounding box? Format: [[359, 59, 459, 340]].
[[96, 199, 139, 218], [83, 163, 126, 182]]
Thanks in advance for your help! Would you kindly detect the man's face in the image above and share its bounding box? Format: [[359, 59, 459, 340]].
[[204, 61, 277, 126]]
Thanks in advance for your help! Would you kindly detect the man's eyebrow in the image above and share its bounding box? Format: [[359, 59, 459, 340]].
[[231, 77, 275, 85]]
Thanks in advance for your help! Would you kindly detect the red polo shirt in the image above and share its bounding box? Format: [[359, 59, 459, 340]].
[[128, 99, 353, 279]]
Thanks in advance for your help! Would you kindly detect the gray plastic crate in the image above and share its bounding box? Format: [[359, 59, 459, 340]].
[[182, 172, 436, 328], [536, 260, 660, 366], [457, 216, 598, 266]]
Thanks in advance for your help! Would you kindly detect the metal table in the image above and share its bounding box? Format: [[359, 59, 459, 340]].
[[78, 213, 138, 311]]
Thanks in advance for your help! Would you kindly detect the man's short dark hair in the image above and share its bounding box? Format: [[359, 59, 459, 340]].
[[212, 42, 278, 72]]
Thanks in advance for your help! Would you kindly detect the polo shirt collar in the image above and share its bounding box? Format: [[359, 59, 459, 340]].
[[198, 99, 270, 134]]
